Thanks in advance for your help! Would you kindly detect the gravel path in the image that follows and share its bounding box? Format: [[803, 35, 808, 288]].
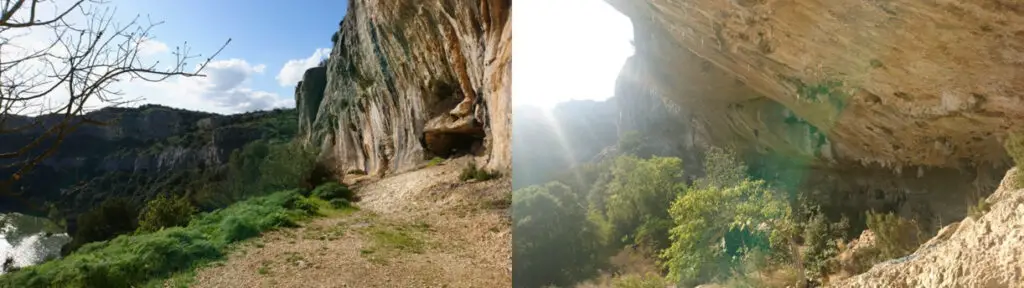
[[187, 157, 511, 288]]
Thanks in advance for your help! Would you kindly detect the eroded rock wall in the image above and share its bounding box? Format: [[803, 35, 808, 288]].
[[604, 0, 1023, 169], [604, 0, 1023, 223], [302, 0, 511, 177]]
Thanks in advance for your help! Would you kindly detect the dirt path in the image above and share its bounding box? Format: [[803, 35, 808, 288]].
[[188, 158, 511, 288]]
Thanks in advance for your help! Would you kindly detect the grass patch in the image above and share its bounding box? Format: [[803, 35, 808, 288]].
[[284, 252, 305, 265], [459, 162, 501, 182], [358, 222, 429, 264], [484, 193, 512, 210], [369, 226, 426, 254], [426, 157, 445, 167], [0, 190, 332, 288], [257, 262, 271, 275], [302, 223, 347, 241]]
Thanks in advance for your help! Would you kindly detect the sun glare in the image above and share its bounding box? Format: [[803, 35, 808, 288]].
[[513, 0, 634, 110]]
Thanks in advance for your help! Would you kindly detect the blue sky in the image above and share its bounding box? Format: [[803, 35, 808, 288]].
[[104, 0, 348, 114]]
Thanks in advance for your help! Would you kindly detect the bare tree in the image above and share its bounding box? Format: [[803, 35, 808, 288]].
[[0, 0, 230, 206]]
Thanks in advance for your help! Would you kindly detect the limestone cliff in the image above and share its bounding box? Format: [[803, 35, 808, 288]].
[[300, 0, 511, 177], [603, 0, 1023, 225], [604, 0, 1024, 170]]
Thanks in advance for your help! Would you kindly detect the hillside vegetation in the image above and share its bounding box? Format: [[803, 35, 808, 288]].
[[512, 133, 978, 287], [0, 189, 354, 288]]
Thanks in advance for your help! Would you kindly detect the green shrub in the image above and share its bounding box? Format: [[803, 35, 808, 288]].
[[301, 161, 333, 192], [138, 194, 197, 233], [967, 198, 991, 220], [329, 198, 351, 209], [865, 211, 925, 260], [208, 140, 317, 206], [662, 179, 792, 285], [66, 198, 139, 254], [311, 182, 355, 202], [801, 212, 849, 278], [602, 155, 685, 250], [513, 182, 604, 287], [459, 162, 500, 182], [282, 192, 319, 215], [0, 190, 318, 288]]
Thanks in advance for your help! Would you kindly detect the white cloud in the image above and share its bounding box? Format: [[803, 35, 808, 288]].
[[131, 59, 291, 114], [0, 0, 291, 115], [138, 38, 169, 56], [276, 48, 331, 87]]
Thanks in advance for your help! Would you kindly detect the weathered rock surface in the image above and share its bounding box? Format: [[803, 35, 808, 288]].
[[834, 168, 1024, 288], [296, 67, 328, 138], [604, 0, 1024, 170], [299, 0, 511, 177], [602, 0, 1022, 226]]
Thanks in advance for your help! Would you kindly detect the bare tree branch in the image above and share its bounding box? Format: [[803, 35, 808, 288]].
[[0, 0, 231, 206]]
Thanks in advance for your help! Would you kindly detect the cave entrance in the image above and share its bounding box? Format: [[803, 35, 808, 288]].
[[424, 131, 485, 158]]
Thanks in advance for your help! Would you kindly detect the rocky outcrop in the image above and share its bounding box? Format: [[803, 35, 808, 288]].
[[602, 0, 1023, 225], [299, 0, 511, 177], [296, 67, 328, 138], [834, 168, 1024, 287], [603, 0, 1024, 170]]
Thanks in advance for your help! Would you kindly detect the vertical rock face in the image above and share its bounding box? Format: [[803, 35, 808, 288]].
[[301, 0, 511, 177], [296, 67, 328, 138], [602, 0, 1024, 223]]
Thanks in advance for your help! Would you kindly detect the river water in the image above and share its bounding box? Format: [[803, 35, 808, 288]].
[[0, 213, 70, 274]]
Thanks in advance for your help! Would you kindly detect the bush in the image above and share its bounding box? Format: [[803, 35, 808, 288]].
[[865, 211, 924, 260], [602, 155, 684, 250], [967, 198, 991, 220], [311, 182, 356, 202], [329, 198, 351, 209], [459, 162, 500, 182], [1, 190, 319, 288], [283, 192, 319, 215], [801, 212, 849, 279], [137, 194, 197, 233], [301, 161, 334, 192], [513, 182, 604, 287], [662, 179, 792, 285], [66, 198, 139, 254]]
